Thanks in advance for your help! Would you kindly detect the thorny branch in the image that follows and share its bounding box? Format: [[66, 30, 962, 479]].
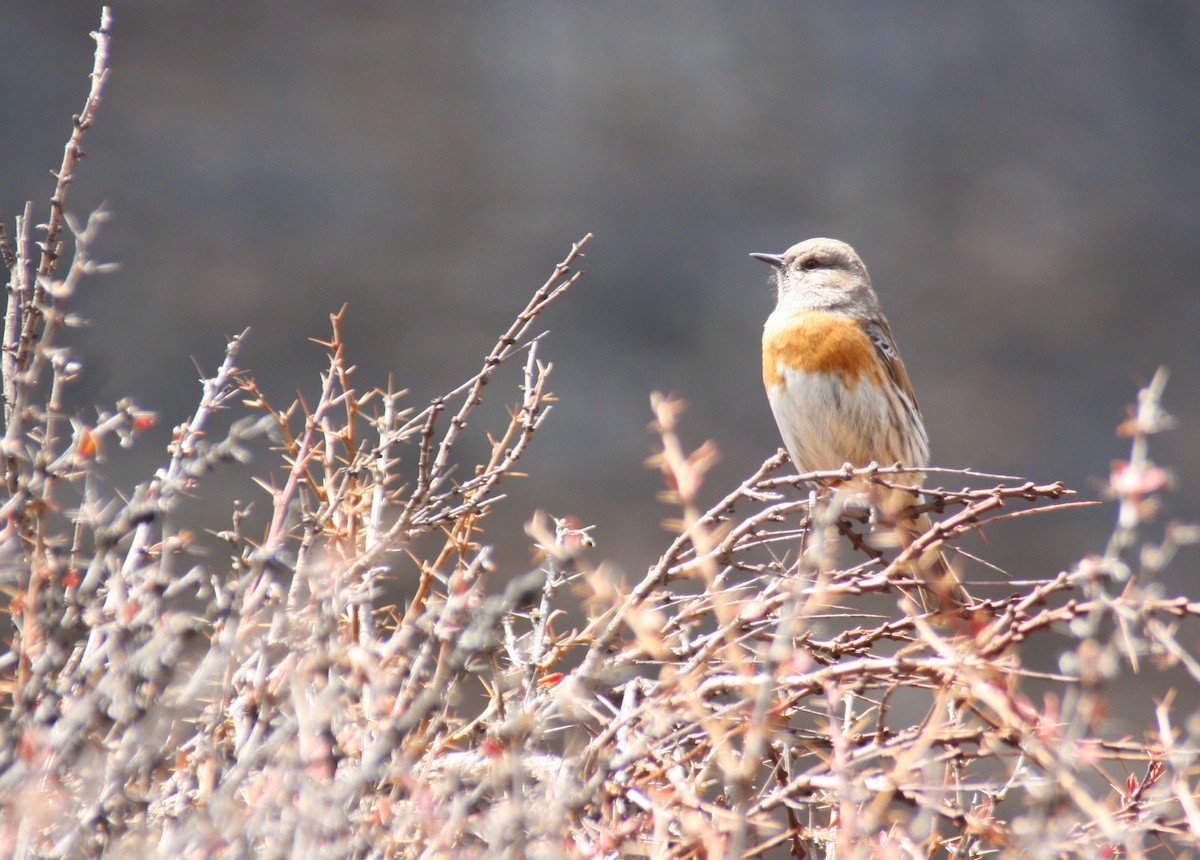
[[4, 12, 1200, 859]]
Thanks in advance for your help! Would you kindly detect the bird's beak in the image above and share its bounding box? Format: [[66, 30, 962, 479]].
[[749, 252, 785, 268]]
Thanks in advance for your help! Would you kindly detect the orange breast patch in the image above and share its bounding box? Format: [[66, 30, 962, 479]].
[[762, 311, 882, 390]]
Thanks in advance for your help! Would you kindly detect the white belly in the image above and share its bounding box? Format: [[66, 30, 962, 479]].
[[766, 367, 928, 477]]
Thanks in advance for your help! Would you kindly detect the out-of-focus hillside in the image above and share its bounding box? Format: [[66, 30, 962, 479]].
[[3, 3, 1198, 586]]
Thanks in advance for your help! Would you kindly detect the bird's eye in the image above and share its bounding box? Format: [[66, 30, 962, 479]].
[[801, 257, 821, 271]]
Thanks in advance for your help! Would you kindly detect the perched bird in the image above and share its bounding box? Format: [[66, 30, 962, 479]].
[[751, 238, 968, 611]]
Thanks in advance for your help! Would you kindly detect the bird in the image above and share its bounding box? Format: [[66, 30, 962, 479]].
[[750, 237, 968, 612]]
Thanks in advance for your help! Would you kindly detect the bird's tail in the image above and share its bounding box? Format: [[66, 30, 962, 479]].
[[898, 511, 971, 614]]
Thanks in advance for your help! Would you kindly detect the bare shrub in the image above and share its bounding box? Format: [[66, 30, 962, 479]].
[[2, 10, 1199, 860]]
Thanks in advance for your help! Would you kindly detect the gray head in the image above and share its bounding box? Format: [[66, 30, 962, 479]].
[[750, 237, 882, 316]]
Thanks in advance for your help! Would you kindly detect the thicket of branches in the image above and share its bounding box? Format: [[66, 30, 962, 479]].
[[2, 11, 1199, 859]]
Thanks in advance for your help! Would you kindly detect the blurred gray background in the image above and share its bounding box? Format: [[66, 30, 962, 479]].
[[3, 3, 1199, 597]]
